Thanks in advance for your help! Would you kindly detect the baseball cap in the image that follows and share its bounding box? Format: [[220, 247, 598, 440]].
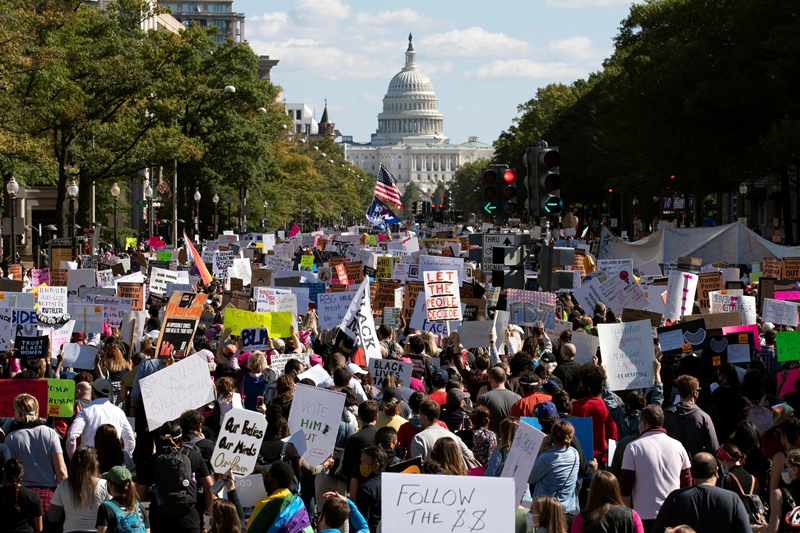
[[102, 466, 133, 485], [763, 322, 775, 332], [540, 352, 556, 364], [434, 369, 449, 381], [447, 388, 470, 404], [347, 362, 367, 376], [91, 378, 112, 396], [382, 387, 402, 404], [542, 380, 561, 394], [535, 401, 558, 421]]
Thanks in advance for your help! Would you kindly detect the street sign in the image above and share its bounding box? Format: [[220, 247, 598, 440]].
[[136, 200, 148, 206], [482, 233, 520, 275]]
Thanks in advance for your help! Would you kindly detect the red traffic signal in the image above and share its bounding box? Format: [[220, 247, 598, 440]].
[[539, 149, 561, 169], [503, 169, 517, 183]]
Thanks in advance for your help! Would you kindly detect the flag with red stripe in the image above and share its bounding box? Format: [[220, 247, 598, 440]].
[[375, 165, 402, 210]]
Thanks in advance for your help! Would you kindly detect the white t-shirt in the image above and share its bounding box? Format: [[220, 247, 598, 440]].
[[51, 478, 110, 532]]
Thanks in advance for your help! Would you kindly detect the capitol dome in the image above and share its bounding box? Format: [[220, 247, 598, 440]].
[[371, 34, 447, 146]]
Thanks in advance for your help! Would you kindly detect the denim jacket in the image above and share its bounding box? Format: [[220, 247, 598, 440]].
[[602, 381, 664, 439], [529, 445, 580, 514]]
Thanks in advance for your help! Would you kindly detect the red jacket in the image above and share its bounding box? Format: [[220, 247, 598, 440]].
[[572, 395, 618, 463]]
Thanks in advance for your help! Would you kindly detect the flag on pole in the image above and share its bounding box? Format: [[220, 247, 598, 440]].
[[366, 196, 401, 232], [375, 165, 402, 210], [183, 231, 212, 285]]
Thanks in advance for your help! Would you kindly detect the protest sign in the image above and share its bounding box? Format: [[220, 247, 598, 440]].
[[657, 320, 709, 356], [762, 298, 799, 327], [423, 270, 462, 322], [0, 291, 35, 308], [231, 474, 269, 509], [572, 331, 601, 364], [372, 280, 402, 317], [0, 379, 48, 418], [726, 332, 754, 364], [455, 320, 495, 351], [621, 308, 662, 328], [382, 307, 401, 327], [96, 269, 114, 288], [501, 420, 546, 504], [155, 317, 198, 359], [684, 312, 741, 330], [150, 267, 180, 295], [597, 259, 634, 280], [48, 379, 75, 417], [317, 292, 356, 330], [67, 269, 96, 293], [784, 258, 800, 280], [13, 308, 38, 339], [37, 286, 68, 317], [780, 368, 800, 396], [86, 295, 132, 328], [287, 384, 346, 466], [241, 328, 270, 352], [664, 270, 699, 320], [165, 292, 207, 319], [50, 269, 68, 287], [46, 321, 75, 355], [17, 335, 49, 361], [376, 256, 393, 279], [212, 408, 267, 475], [777, 331, 800, 362], [251, 268, 272, 288], [67, 304, 105, 334], [409, 297, 464, 336], [120, 310, 148, 347], [117, 283, 144, 311], [222, 308, 292, 337], [381, 473, 515, 533], [140, 353, 215, 431], [0, 309, 11, 350], [599, 320, 656, 391], [269, 352, 310, 376], [297, 364, 330, 385], [31, 268, 50, 287], [697, 272, 724, 311], [339, 280, 382, 363], [402, 281, 425, 323], [368, 358, 412, 387], [61, 343, 99, 370], [418, 255, 465, 285]]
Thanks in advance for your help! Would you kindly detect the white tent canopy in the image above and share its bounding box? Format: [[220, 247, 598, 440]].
[[598, 222, 800, 265]]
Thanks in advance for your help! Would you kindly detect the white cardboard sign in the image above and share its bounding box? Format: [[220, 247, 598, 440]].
[[501, 420, 546, 505], [664, 271, 698, 321], [140, 353, 215, 431], [212, 408, 267, 475], [368, 358, 412, 387], [762, 298, 800, 327], [598, 319, 656, 391], [287, 384, 346, 467]]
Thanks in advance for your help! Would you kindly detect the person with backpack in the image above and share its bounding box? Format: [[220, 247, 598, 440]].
[[767, 448, 800, 533], [716, 443, 769, 530], [246, 462, 313, 533], [134, 421, 214, 533], [96, 466, 149, 533]]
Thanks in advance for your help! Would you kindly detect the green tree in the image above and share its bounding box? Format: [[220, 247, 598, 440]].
[[432, 181, 447, 206], [451, 159, 492, 220], [401, 183, 421, 218]]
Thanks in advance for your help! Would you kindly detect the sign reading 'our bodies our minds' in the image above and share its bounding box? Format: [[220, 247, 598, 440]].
[[287, 384, 346, 467], [381, 473, 515, 533], [212, 408, 267, 475], [423, 270, 462, 322], [598, 319, 656, 391]]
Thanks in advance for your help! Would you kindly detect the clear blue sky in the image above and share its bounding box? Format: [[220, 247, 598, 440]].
[[237, 0, 639, 149]]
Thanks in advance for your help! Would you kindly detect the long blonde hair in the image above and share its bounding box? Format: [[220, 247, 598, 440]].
[[13, 394, 39, 423], [103, 343, 131, 373], [533, 496, 567, 533], [497, 417, 520, 453]]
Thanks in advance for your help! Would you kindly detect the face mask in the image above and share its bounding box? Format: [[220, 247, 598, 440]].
[[203, 514, 212, 532], [360, 463, 374, 478], [783, 469, 795, 485], [720, 466, 729, 478], [526, 512, 538, 528], [546, 362, 558, 373]]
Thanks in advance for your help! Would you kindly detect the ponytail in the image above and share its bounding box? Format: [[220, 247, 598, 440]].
[[112, 480, 138, 512], [4, 459, 24, 513]]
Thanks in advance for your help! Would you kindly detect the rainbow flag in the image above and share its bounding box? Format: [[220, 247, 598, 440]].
[[183, 232, 212, 286]]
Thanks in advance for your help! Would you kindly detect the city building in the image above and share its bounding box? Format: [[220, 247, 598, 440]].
[[159, 0, 245, 43], [340, 34, 494, 195]]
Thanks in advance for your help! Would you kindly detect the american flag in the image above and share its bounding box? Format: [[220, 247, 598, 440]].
[[156, 180, 171, 198], [374, 165, 402, 210]]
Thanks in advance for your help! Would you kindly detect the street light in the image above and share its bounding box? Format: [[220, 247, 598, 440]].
[[6, 176, 19, 266], [144, 182, 154, 238], [263, 200, 268, 228], [194, 188, 201, 239], [67, 178, 79, 260], [739, 182, 748, 225], [212, 193, 219, 236], [739, 182, 748, 195], [110, 182, 120, 252]]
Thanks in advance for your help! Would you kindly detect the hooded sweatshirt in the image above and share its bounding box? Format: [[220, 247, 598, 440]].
[[663, 401, 719, 457]]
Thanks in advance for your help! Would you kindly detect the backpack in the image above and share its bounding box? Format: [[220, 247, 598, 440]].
[[258, 440, 299, 493], [103, 500, 146, 533], [150, 447, 197, 516], [745, 395, 774, 434], [727, 472, 768, 529]]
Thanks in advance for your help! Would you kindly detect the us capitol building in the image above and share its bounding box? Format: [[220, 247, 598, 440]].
[[339, 35, 494, 195]]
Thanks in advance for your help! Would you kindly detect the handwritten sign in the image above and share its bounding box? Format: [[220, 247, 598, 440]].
[[423, 270, 462, 322], [381, 473, 515, 533], [777, 330, 800, 362], [140, 353, 215, 431], [0, 379, 48, 418], [287, 384, 346, 466], [598, 320, 655, 391], [222, 308, 292, 338], [48, 379, 75, 417], [501, 420, 546, 505], [664, 271, 698, 320], [762, 298, 799, 327], [368, 358, 412, 387], [86, 295, 132, 328], [31, 268, 50, 287], [38, 287, 68, 317], [212, 408, 267, 475], [149, 267, 181, 295], [117, 283, 144, 311], [317, 292, 356, 330], [241, 328, 269, 352]]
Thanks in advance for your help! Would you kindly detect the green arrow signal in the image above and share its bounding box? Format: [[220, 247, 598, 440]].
[[483, 202, 497, 214]]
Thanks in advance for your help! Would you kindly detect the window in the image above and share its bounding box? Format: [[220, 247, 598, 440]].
[[758, 200, 767, 227], [398, 164, 401, 170], [295, 110, 302, 120]]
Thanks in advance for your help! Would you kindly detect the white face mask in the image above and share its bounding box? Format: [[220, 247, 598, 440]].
[[783, 469, 795, 485], [526, 512, 538, 528], [203, 513, 212, 532]]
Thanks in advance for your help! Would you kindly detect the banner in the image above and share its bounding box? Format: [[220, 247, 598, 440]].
[[423, 270, 462, 322], [212, 408, 267, 475], [287, 384, 346, 466], [339, 280, 381, 362], [140, 353, 215, 431], [381, 473, 515, 533], [598, 320, 656, 391]]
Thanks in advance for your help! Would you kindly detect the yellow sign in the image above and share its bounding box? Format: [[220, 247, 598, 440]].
[[300, 255, 314, 271], [222, 308, 293, 337], [376, 256, 393, 279], [126, 237, 138, 250]]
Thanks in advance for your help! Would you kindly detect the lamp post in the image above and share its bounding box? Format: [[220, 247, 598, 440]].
[[144, 182, 153, 238], [67, 178, 79, 260], [110, 182, 120, 252], [739, 182, 748, 226], [263, 200, 268, 228], [193, 188, 201, 240], [6, 176, 19, 265], [212, 194, 219, 236]]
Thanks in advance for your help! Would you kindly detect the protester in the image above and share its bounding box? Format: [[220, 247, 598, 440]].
[[247, 462, 313, 533], [477, 367, 521, 433], [528, 495, 568, 533], [570, 471, 644, 533], [469, 405, 497, 465], [1, 459, 43, 533], [47, 446, 109, 533], [409, 400, 475, 463], [96, 466, 149, 533], [663, 375, 720, 457], [355, 446, 384, 533], [529, 421, 581, 524], [485, 417, 519, 477]]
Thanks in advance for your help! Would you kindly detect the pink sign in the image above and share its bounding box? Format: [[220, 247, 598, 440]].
[[778, 368, 800, 396], [775, 291, 800, 301], [721, 324, 761, 352]]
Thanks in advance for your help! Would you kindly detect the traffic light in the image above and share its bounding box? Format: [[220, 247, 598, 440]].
[[412, 201, 418, 215], [482, 167, 499, 216], [537, 147, 562, 215], [500, 168, 518, 216]]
